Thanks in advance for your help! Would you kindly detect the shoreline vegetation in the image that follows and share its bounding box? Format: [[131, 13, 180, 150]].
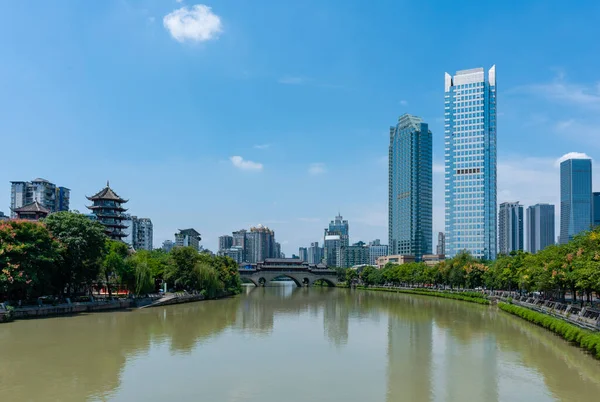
[[499, 302, 600, 359], [1, 212, 243, 323], [352, 285, 490, 305]]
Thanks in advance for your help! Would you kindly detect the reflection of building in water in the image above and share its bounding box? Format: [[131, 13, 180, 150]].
[[441, 324, 498, 401], [323, 297, 349, 346], [386, 314, 432, 401]]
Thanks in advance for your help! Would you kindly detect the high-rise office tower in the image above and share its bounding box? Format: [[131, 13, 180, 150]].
[[245, 224, 276, 262], [526, 203, 555, 253], [307, 242, 324, 264], [560, 157, 592, 244], [444, 66, 497, 260], [324, 214, 349, 267], [498, 202, 523, 255], [368, 239, 389, 265], [388, 114, 432, 260], [10, 178, 70, 218], [436, 232, 445, 255], [298, 247, 308, 261], [593, 192, 600, 228]]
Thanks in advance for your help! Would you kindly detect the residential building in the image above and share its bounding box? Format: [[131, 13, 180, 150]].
[[274, 242, 282, 259], [389, 113, 433, 261], [10, 178, 70, 218], [131, 217, 153, 251], [368, 239, 389, 266], [560, 158, 592, 244], [376, 254, 416, 269], [498, 202, 524, 255], [219, 235, 233, 251], [13, 201, 50, 221], [526, 203, 555, 253], [245, 225, 276, 263], [444, 66, 497, 260], [307, 242, 324, 264], [162, 240, 175, 252], [436, 232, 445, 255], [593, 192, 600, 228], [0, 211, 8, 221], [175, 228, 202, 251], [298, 247, 308, 262], [86, 182, 129, 241], [324, 214, 349, 268], [122, 214, 133, 245], [341, 241, 370, 268], [219, 246, 244, 264]]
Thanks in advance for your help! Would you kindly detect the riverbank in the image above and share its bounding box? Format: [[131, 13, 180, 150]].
[[499, 302, 600, 359], [354, 286, 490, 305], [0, 291, 238, 323]]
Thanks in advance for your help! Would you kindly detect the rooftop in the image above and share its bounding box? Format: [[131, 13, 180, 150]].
[[13, 200, 51, 214], [86, 181, 128, 203]]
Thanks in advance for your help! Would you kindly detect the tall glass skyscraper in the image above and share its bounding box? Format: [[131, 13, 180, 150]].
[[498, 202, 523, 255], [444, 66, 497, 260], [388, 114, 432, 259], [559, 158, 592, 244], [526, 203, 555, 253]]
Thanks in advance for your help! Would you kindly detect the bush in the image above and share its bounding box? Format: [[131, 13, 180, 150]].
[[498, 302, 600, 359], [0, 305, 15, 323]]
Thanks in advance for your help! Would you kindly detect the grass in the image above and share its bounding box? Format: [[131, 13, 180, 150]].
[[356, 286, 490, 305], [499, 302, 600, 359]]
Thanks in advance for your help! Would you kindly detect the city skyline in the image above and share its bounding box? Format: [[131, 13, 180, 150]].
[[1, 1, 600, 255]]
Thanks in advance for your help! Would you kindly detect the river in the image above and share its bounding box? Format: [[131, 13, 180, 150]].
[[1, 285, 600, 401]]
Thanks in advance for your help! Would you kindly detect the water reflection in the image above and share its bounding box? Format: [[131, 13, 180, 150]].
[[0, 284, 599, 402]]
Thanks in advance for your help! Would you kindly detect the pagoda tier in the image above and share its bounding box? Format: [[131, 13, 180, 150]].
[[86, 205, 128, 213]]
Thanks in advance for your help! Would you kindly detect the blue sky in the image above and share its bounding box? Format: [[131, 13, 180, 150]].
[[1, 0, 600, 255]]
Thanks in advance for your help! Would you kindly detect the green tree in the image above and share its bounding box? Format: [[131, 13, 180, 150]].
[[0, 220, 59, 300], [102, 240, 130, 297], [44, 212, 107, 296]]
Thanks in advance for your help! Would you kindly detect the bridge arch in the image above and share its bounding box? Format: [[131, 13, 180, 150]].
[[268, 274, 303, 287], [313, 277, 337, 287], [241, 276, 259, 287]]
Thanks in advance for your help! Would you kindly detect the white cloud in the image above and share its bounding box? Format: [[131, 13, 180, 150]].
[[229, 156, 263, 171], [253, 144, 271, 150], [148, 16, 156, 23], [163, 5, 222, 42], [514, 76, 600, 110], [308, 163, 326, 175], [399, 100, 408, 106], [555, 152, 592, 166], [278, 76, 307, 85]]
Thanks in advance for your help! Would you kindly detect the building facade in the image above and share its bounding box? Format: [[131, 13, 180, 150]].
[[436, 232, 445, 255], [498, 202, 523, 255], [376, 254, 416, 269], [324, 214, 349, 268], [175, 228, 202, 251], [593, 192, 600, 228], [162, 240, 175, 253], [341, 241, 370, 268], [10, 178, 70, 218], [307, 242, 324, 264], [560, 158, 592, 244], [389, 114, 432, 260], [131, 217, 153, 251], [526, 203, 555, 253], [298, 247, 308, 261], [86, 182, 129, 241], [444, 66, 497, 260], [219, 235, 234, 251], [368, 239, 389, 266]]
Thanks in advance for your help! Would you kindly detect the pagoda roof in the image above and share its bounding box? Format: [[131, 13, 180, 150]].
[[13, 201, 51, 214], [87, 205, 128, 212], [86, 181, 128, 203]]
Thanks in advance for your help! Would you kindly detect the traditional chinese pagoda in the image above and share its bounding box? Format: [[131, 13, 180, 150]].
[[13, 200, 51, 221], [86, 181, 129, 240]]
